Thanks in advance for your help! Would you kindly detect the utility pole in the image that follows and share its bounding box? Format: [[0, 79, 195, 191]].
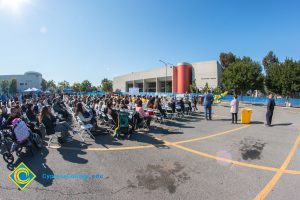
[[159, 60, 174, 93]]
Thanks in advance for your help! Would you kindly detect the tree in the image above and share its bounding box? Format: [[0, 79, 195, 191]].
[[91, 86, 98, 91], [202, 82, 210, 93], [221, 57, 264, 95], [189, 80, 199, 93], [219, 52, 236, 68], [0, 80, 9, 94], [265, 58, 300, 97], [9, 79, 18, 94], [212, 86, 223, 95], [280, 59, 300, 97], [47, 80, 57, 91], [262, 51, 279, 72], [72, 82, 81, 92], [58, 80, 70, 91], [80, 80, 92, 92], [101, 78, 113, 92], [41, 79, 48, 91], [115, 89, 121, 93]]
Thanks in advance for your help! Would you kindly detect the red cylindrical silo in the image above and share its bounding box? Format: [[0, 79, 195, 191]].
[[172, 67, 178, 93], [177, 63, 192, 93]]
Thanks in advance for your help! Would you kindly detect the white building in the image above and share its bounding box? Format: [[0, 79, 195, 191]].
[[113, 60, 223, 93], [0, 71, 43, 93]]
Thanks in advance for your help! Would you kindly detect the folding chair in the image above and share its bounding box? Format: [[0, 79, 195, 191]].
[[40, 123, 62, 148], [152, 109, 163, 124], [75, 116, 95, 142]]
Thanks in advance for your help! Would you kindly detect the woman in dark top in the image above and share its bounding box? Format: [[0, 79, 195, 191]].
[[26, 104, 37, 122], [154, 98, 166, 117], [179, 98, 185, 111], [39, 106, 73, 143], [39, 106, 55, 135], [0, 105, 9, 121], [2, 107, 20, 129], [192, 96, 198, 111], [106, 102, 118, 124]]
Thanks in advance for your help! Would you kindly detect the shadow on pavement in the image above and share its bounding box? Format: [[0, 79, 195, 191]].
[[94, 133, 123, 149], [150, 125, 183, 135], [211, 118, 232, 122], [129, 133, 170, 147], [57, 140, 90, 164], [129, 132, 170, 149], [271, 123, 293, 127], [11, 147, 54, 188], [163, 120, 194, 129], [250, 121, 264, 124]]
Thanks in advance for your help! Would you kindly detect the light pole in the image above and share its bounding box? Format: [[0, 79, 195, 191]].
[[159, 60, 168, 93], [159, 60, 174, 93]]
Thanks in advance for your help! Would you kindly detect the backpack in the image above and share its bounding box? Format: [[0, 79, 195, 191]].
[[12, 118, 30, 143]]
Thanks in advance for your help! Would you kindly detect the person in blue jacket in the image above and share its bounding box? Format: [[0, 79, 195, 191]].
[[203, 90, 214, 120]]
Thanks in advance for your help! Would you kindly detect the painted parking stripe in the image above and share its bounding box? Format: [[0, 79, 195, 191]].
[[173, 125, 250, 145], [48, 126, 300, 176], [253, 134, 300, 200]]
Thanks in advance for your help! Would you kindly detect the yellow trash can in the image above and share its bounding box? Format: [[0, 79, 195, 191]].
[[241, 109, 252, 124]]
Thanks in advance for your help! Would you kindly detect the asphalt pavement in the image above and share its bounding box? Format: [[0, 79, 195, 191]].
[[0, 103, 299, 200]]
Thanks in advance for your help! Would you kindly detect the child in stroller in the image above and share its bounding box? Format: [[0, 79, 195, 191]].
[[1, 118, 43, 164]]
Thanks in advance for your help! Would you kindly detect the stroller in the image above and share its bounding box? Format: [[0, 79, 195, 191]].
[[1, 118, 43, 164], [113, 110, 133, 139]]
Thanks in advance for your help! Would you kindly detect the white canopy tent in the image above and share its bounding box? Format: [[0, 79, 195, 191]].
[[23, 88, 41, 92]]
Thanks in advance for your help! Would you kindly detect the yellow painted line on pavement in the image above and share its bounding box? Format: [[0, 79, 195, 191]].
[[48, 125, 300, 177], [283, 169, 300, 175], [253, 134, 300, 200], [162, 138, 300, 175], [48, 125, 249, 151], [174, 125, 250, 145], [171, 143, 279, 172]]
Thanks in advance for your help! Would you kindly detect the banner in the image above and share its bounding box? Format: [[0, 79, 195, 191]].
[[129, 87, 140, 96]]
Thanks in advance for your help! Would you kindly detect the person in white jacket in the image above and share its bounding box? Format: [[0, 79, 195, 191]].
[[230, 95, 239, 124]]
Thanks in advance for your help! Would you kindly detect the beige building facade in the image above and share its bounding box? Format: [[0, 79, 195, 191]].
[[113, 60, 223, 93], [0, 71, 43, 93]]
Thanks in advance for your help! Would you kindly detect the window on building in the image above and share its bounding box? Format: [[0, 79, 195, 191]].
[[20, 83, 24, 86]]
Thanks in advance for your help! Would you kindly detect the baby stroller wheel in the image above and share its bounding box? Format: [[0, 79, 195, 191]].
[[3, 152, 14, 164]]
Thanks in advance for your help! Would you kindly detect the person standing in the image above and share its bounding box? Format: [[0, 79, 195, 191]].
[[266, 94, 276, 126], [203, 90, 214, 120], [192, 96, 198, 111], [230, 95, 239, 124]]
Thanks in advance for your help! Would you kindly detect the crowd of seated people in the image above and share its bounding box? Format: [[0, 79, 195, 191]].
[[0, 93, 196, 147], [64, 93, 195, 127], [0, 95, 75, 144]]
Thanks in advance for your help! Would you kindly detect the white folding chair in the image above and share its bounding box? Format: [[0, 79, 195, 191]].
[[75, 116, 95, 142]]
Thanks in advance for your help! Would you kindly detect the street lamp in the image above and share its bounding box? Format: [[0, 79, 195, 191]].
[[159, 60, 174, 93]]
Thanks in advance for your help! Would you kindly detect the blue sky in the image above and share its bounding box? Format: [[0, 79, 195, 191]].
[[0, 0, 299, 85]]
